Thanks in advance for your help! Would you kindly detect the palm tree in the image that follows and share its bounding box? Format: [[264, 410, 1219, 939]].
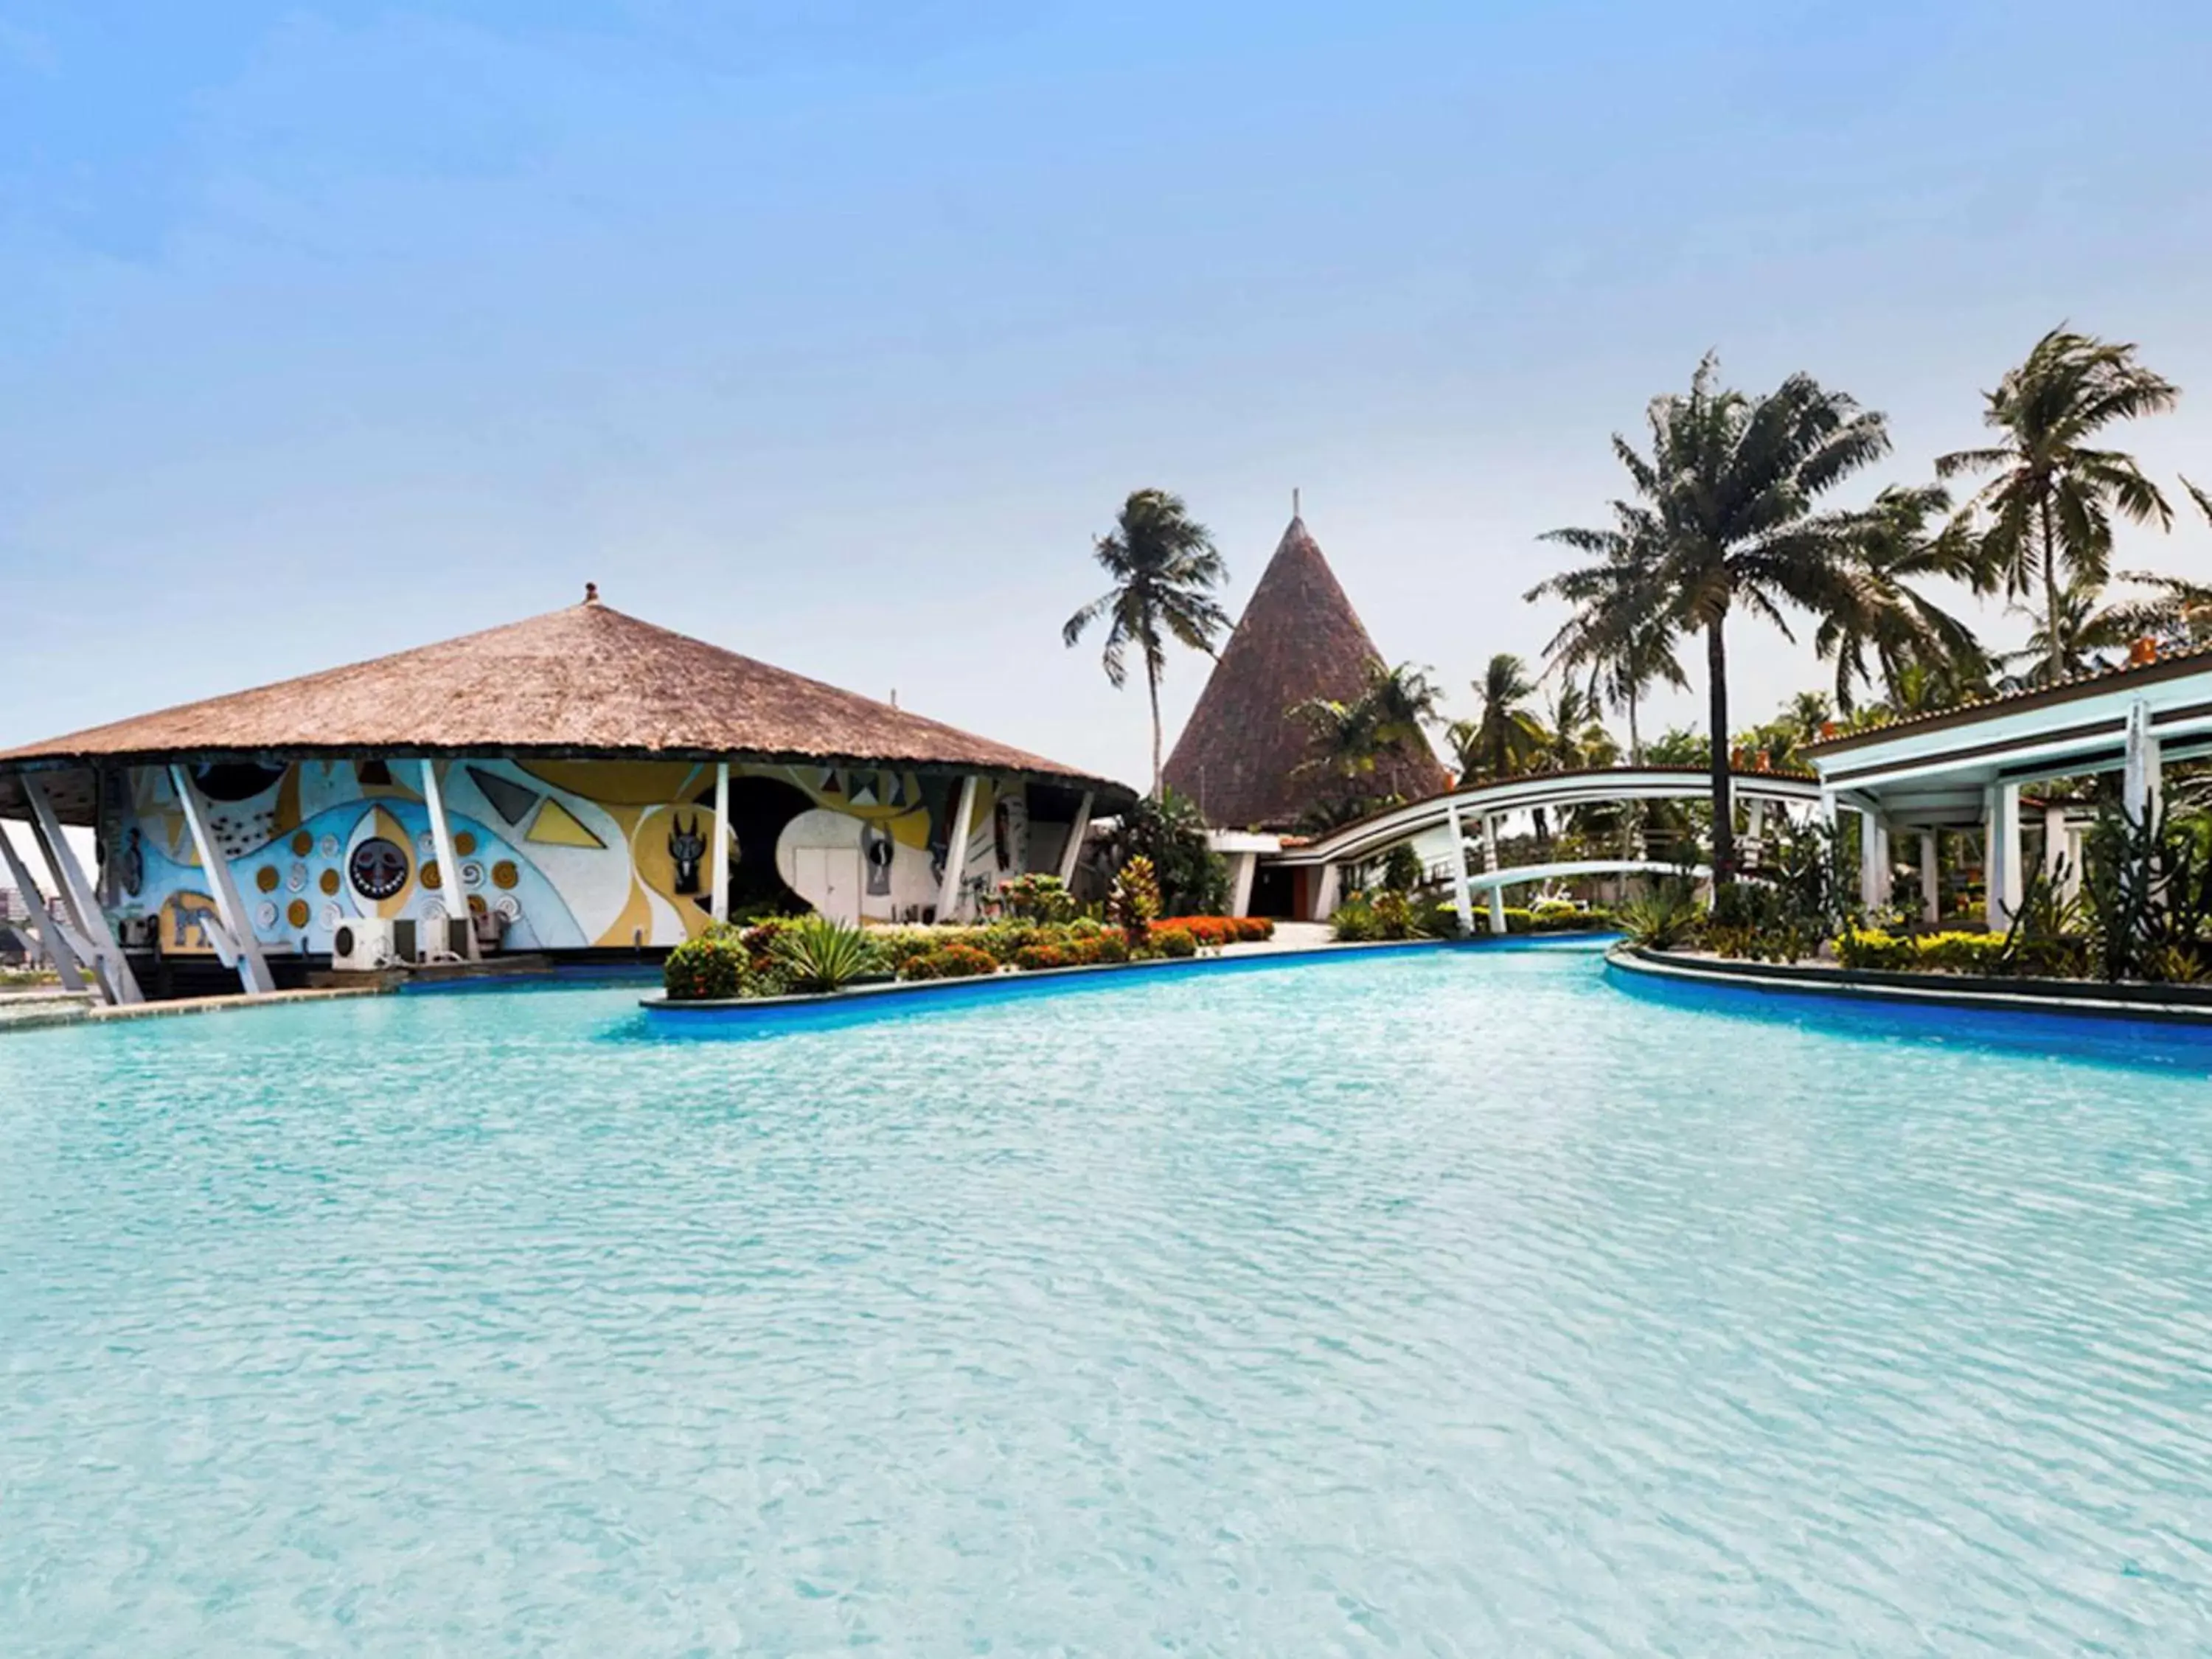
[[1937, 328, 2178, 684], [1525, 507, 1687, 763], [1812, 484, 1989, 714], [1293, 659, 1443, 799], [2000, 580, 2150, 690], [1449, 653, 1545, 781], [1063, 489, 1231, 796], [1543, 355, 1891, 881]]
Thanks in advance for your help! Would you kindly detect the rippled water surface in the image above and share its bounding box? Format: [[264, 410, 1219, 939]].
[[4, 945, 2211, 1655]]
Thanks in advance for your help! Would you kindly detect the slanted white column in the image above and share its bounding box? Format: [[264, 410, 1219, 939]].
[[936, 774, 980, 922], [710, 761, 732, 926], [1310, 862, 1342, 922], [1745, 799, 1767, 871], [1817, 788, 1837, 831], [1443, 797, 1475, 938], [1983, 783, 2023, 931], [2123, 699, 2161, 827], [2062, 822, 2085, 904], [1056, 791, 1093, 886], [23, 775, 142, 1004], [1483, 813, 1507, 936], [1228, 850, 1258, 919], [418, 759, 479, 960], [0, 822, 87, 991], [1919, 830, 1941, 925], [170, 764, 276, 995]]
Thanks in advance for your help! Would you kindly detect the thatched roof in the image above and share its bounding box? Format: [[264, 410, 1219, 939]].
[[0, 594, 1130, 816], [1164, 515, 1447, 829]]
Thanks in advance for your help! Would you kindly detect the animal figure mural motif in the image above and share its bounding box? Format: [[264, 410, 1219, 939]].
[[668, 815, 708, 896]]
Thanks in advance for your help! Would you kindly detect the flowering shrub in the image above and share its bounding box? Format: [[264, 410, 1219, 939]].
[[663, 930, 753, 1001], [899, 942, 998, 981], [1110, 855, 1161, 947], [1836, 928, 2007, 975], [1152, 915, 1272, 947], [1153, 926, 1197, 959], [998, 872, 1078, 924]]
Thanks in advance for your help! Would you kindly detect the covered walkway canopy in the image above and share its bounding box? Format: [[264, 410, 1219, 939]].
[[1803, 648, 2211, 926], [1251, 765, 1823, 933]]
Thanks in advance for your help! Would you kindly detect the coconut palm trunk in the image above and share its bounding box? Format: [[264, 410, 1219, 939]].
[[2039, 492, 2063, 684], [1147, 655, 1164, 799], [1706, 616, 1736, 881]]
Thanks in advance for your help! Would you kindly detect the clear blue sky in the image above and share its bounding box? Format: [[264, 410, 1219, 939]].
[[4, 0, 2210, 790]]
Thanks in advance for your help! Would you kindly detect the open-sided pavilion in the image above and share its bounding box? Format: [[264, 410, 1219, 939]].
[[1802, 649, 2207, 925]]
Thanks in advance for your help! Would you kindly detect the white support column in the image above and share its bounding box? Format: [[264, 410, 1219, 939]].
[[1310, 862, 1342, 922], [23, 774, 142, 1004], [2062, 824, 2085, 904], [2123, 699, 2161, 827], [1745, 799, 1767, 872], [1817, 788, 1837, 832], [2042, 804, 2068, 886], [1983, 783, 2023, 931], [418, 759, 479, 960], [710, 761, 732, 927], [1228, 850, 1258, 919], [1919, 830, 1940, 925], [170, 764, 276, 995], [1056, 790, 1093, 886], [0, 823, 87, 991], [1857, 808, 1888, 912], [1483, 814, 1508, 936], [1443, 798, 1475, 939], [936, 774, 980, 922]]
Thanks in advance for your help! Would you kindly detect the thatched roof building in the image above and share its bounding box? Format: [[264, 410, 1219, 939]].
[[1164, 515, 1447, 830], [0, 592, 1130, 999], [0, 593, 1124, 820]]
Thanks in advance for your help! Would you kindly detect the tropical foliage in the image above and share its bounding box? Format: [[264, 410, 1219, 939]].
[[1103, 787, 1228, 917], [1937, 327, 2178, 684], [1064, 488, 1231, 796]]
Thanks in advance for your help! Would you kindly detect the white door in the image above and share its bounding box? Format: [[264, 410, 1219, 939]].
[[793, 846, 861, 925]]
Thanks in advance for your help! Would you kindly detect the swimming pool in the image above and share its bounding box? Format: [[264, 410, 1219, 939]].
[[4, 945, 2208, 1652]]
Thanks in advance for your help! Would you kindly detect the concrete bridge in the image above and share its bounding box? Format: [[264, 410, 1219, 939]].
[[1228, 766, 1823, 933]]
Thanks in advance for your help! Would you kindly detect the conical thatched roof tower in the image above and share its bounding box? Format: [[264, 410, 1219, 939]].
[[1164, 515, 1447, 830]]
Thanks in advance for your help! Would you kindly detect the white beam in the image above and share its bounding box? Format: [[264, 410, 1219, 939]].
[[1228, 849, 1258, 919], [1310, 863, 1342, 922], [419, 759, 479, 960], [1857, 808, 1888, 912], [1056, 790, 1093, 887], [0, 824, 87, 991], [710, 761, 732, 926], [936, 775, 980, 922], [1482, 814, 1508, 934], [2123, 698, 2160, 827], [1919, 830, 1940, 925], [23, 775, 142, 1004], [170, 764, 276, 995], [1442, 797, 1475, 938], [1983, 783, 2022, 931]]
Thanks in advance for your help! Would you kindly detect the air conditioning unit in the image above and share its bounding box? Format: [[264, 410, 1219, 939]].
[[330, 916, 415, 972]]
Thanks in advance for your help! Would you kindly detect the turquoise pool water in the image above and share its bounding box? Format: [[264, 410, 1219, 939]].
[[4, 945, 2208, 1653]]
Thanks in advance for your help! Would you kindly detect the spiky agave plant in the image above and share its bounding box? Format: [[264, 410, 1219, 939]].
[[771, 913, 883, 993]]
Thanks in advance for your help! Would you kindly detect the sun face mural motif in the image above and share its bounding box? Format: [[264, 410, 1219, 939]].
[[349, 837, 411, 901]]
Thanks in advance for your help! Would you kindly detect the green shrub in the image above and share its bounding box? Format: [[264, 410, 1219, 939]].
[[663, 929, 752, 1001], [900, 942, 998, 981], [1618, 880, 1702, 950], [771, 914, 883, 992], [998, 872, 1078, 924], [1154, 926, 1197, 959]]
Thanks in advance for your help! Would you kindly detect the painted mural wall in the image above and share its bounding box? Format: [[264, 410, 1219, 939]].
[[97, 758, 1054, 956]]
